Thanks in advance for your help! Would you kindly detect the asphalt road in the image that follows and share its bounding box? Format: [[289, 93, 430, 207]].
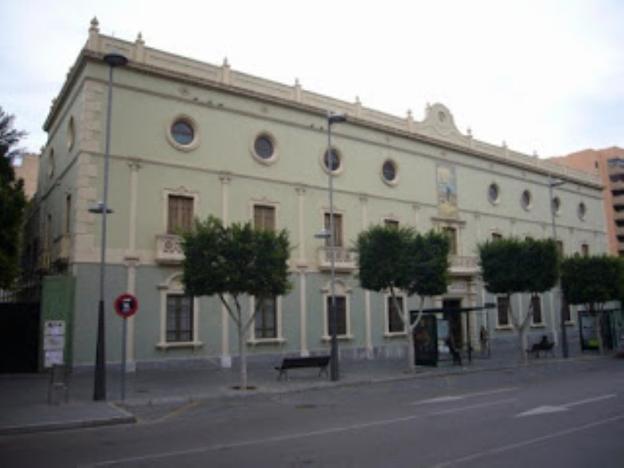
[[1, 358, 623, 467]]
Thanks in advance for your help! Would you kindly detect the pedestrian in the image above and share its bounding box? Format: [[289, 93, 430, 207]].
[[480, 326, 490, 357]]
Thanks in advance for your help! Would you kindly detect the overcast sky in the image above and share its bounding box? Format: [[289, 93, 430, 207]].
[[1, 0, 623, 157]]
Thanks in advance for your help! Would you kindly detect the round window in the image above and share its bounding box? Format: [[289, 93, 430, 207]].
[[170, 120, 194, 146], [382, 160, 397, 183], [254, 134, 274, 160], [552, 196, 561, 215], [323, 148, 341, 172], [521, 190, 532, 210], [488, 183, 500, 204], [578, 202, 587, 220]]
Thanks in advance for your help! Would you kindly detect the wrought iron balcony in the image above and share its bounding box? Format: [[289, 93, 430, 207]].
[[155, 234, 185, 264], [317, 247, 357, 272]]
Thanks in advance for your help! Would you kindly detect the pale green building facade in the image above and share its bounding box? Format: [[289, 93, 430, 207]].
[[32, 20, 607, 370]]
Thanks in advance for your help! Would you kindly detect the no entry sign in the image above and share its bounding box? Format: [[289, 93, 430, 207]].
[[114, 293, 138, 319]]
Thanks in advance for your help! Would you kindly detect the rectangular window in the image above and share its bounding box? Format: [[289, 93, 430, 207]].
[[166, 295, 194, 342], [387, 296, 405, 333], [442, 226, 458, 255], [327, 296, 347, 336], [324, 213, 343, 247], [384, 219, 399, 229], [497, 296, 510, 327], [581, 243, 589, 257], [254, 296, 277, 339], [253, 204, 276, 231], [65, 194, 71, 235], [167, 195, 194, 234], [531, 295, 543, 324]]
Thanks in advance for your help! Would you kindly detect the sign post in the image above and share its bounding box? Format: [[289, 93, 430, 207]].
[[114, 293, 138, 400]]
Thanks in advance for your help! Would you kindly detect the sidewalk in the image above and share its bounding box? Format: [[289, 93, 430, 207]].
[[0, 351, 599, 436]]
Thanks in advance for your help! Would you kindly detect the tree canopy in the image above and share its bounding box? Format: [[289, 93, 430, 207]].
[[479, 237, 559, 295], [182, 215, 291, 388], [0, 107, 27, 289], [356, 226, 450, 370], [478, 237, 559, 362], [561, 255, 623, 307]]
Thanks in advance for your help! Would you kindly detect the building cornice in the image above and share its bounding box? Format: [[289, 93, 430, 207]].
[[43, 20, 602, 190]]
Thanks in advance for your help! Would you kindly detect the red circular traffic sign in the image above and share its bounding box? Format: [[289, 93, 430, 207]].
[[114, 293, 139, 319]]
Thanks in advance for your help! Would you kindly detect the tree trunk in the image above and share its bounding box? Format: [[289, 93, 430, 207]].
[[407, 317, 415, 372], [239, 320, 248, 389], [518, 327, 528, 365]]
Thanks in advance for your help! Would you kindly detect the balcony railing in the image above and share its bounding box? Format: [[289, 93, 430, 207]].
[[317, 247, 357, 272], [155, 234, 185, 264], [449, 255, 479, 275]]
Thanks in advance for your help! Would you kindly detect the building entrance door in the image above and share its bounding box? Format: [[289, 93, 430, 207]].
[[443, 299, 463, 350]]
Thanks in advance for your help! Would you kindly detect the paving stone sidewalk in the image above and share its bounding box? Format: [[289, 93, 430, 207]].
[[0, 351, 598, 436]]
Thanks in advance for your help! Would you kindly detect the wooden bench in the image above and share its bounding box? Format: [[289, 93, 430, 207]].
[[275, 355, 331, 380], [526, 339, 555, 359]]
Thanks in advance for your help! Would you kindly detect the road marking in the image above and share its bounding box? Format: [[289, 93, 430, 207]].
[[565, 393, 616, 408], [516, 393, 616, 418], [412, 387, 517, 405], [429, 398, 517, 416], [432, 413, 624, 467], [88, 393, 513, 468]]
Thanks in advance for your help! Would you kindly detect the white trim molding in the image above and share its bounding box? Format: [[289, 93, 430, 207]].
[[247, 295, 286, 345], [321, 279, 353, 340], [383, 291, 408, 337], [156, 272, 202, 349]]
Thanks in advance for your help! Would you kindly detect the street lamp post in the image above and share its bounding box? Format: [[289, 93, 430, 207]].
[[548, 174, 569, 359], [92, 52, 128, 401], [326, 112, 346, 381]]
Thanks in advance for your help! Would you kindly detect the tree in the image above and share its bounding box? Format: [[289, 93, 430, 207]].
[[0, 107, 27, 289], [356, 226, 450, 371], [182, 216, 291, 389], [478, 238, 559, 363], [561, 255, 623, 354]]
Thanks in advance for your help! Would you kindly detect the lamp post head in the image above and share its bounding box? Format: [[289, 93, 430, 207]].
[[328, 112, 347, 125], [103, 52, 128, 68]]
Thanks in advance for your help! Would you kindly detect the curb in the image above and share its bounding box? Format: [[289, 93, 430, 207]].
[[0, 404, 137, 436], [117, 355, 600, 407]]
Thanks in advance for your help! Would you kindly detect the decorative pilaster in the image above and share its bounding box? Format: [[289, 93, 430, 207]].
[[124, 160, 141, 372], [295, 186, 306, 266], [299, 269, 309, 356], [220, 173, 231, 367], [360, 194, 373, 357]]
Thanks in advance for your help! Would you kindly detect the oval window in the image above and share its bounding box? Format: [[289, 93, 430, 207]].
[[382, 160, 397, 183], [488, 183, 500, 204], [170, 120, 195, 146], [578, 202, 587, 220], [323, 148, 341, 172], [254, 134, 274, 160], [521, 190, 532, 210]]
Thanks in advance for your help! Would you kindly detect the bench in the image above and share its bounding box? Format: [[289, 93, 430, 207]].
[[526, 338, 555, 359], [275, 355, 331, 380]]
